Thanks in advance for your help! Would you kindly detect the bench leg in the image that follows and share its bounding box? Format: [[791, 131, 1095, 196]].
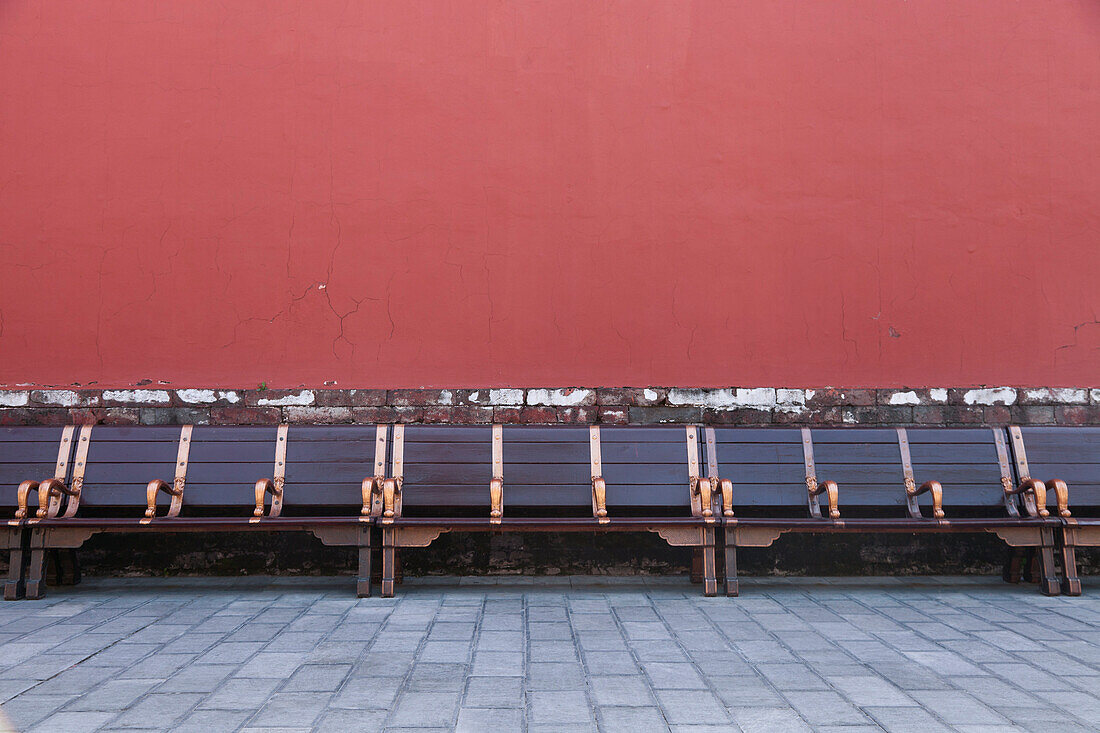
[[1058, 529, 1082, 597], [690, 549, 703, 584], [24, 547, 47, 600], [723, 527, 739, 597], [55, 549, 80, 586], [1002, 547, 1025, 584], [356, 528, 372, 598], [381, 528, 396, 598], [3, 530, 28, 601], [1037, 528, 1061, 596], [701, 527, 717, 597]]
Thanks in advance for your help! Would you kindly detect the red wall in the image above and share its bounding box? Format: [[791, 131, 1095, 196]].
[[1, 1, 1098, 389]]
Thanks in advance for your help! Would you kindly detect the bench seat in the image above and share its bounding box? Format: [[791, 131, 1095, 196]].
[[711, 427, 1066, 596]]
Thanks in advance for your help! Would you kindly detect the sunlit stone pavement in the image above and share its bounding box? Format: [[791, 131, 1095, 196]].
[[1, 575, 1098, 732]]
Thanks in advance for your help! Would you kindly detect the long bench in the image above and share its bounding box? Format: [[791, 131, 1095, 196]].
[[3, 425, 388, 599], [372, 425, 721, 596], [1008, 426, 1099, 596], [713, 427, 1068, 596], [3, 423, 1091, 599]]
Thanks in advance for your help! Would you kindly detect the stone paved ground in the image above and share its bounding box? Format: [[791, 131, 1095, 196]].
[[0, 576, 1098, 732]]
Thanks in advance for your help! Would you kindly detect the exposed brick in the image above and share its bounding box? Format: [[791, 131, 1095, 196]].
[[555, 407, 598, 424], [595, 388, 666, 406], [912, 406, 946, 424], [349, 406, 400, 423], [1055, 405, 1099, 425], [139, 408, 211, 425], [311, 389, 387, 407], [805, 388, 875, 407], [703, 408, 772, 424], [0, 408, 69, 425], [393, 406, 426, 422], [420, 406, 494, 423], [210, 407, 281, 424], [285, 406, 354, 423], [598, 407, 629, 424], [389, 389, 457, 406], [852, 406, 913, 424], [628, 406, 702, 424], [513, 407, 560, 423], [101, 408, 142, 426], [983, 405, 1012, 425], [939, 405, 986, 424], [1009, 405, 1056, 425]]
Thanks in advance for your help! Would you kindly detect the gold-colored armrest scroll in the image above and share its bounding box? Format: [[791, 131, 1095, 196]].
[[808, 477, 840, 520], [490, 424, 504, 524], [143, 425, 192, 523], [1044, 478, 1071, 518], [589, 426, 610, 524], [362, 425, 389, 518], [906, 478, 944, 519], [251, 424, 288, 522]]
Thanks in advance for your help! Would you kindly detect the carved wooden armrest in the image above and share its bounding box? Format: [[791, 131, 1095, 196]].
[[144, 478, 184, 522], [809, 478, 840, 519], [381, 477, 402, 524], [907, 478, 944, 519], [718, 478, 734, 518], [14, 480, 40, 521], [489, 477, 504, 524], [1004, 477, 1047, 517], [362, 476, 383, 518], [1044, 479, 1071, 518], [38, 477, 81, 519], [253, 477, 284, 520], [691, 477, 714, 519], [591, 477, 609, 524]]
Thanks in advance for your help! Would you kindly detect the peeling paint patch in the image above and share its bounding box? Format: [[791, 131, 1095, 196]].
[[643, 388, 660, 402], [930, 389, 948, 402], [104, 389, 171, 404], [33, 390, 82, 406], [1092, 389, 1100, 403], [257, 390, 315, 406], [489, 389, 524, 406], [177, 389, 217, 404], [1024, 388, 1087, 404], [0, 391, 29, 407], [667, 388, 776, 410], [439, 390, 453, 406], [963, 387, 1017, 406], [468, 391, 480, 403], [889, 391, 920, 405], [527, 388, 594, 406], [776, 389, 806, 406]]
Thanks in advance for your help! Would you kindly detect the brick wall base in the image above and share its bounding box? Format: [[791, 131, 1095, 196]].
[[3, 385, 1097, 579], [2, 386, 1099, 426]]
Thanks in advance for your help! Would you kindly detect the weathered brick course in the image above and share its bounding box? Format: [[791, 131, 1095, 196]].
[[1, 386, 1097, 426]]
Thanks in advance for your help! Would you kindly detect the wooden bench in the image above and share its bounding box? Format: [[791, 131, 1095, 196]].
[[1009, 426, 1099, 596], [372, 425, 722, 596], [711, 427, 1066, 596], [4, 424, 388, 599]]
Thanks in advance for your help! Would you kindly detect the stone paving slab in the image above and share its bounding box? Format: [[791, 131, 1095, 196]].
[[0, 575, 1098, 732]]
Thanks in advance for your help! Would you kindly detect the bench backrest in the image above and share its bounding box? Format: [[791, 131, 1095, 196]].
[[400, 425, 695, 512], [1014, 427, 1100, 509], [77, 425, 385, 511], [0, 427, 75, 511], [707, 427, 1010, 512]]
